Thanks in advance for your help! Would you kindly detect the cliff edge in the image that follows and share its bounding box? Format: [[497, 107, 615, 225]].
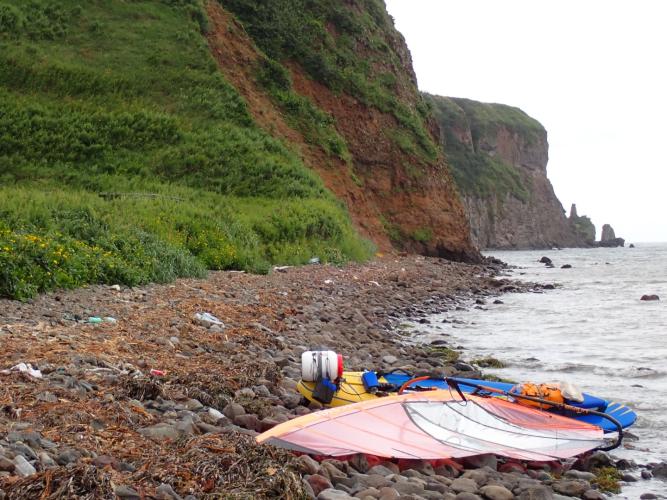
[[427, 94, 583, 249]]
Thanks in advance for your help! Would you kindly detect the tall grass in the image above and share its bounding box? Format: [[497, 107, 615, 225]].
[[0, 0, 373, 300]]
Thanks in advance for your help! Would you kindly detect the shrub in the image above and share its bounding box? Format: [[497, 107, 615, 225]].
[[255, 57, 350, 162], [412, 228, 433, 243], [0, 3, 22, 35], [256, 58, 292, 92]]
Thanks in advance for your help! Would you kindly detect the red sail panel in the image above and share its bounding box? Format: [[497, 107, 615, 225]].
[[257, 390, 605, 460]]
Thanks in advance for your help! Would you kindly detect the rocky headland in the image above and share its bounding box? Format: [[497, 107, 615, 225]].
[[0, 257, 648, 499], [426, 97, 625, 252], [426, 95, 584, 250]]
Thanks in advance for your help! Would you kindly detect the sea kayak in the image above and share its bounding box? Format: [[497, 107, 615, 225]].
[[297, 370, 637, 432]]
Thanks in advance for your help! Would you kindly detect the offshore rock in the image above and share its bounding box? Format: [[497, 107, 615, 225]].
[[651, 462, 667, 479], [568, 204, 596, 245], [598, 237, 625, 247], [600, 223, 616, 241], [598, 223, 625, 247]]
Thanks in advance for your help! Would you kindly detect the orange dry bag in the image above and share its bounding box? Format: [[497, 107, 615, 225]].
[[511, 382, 565, 409]]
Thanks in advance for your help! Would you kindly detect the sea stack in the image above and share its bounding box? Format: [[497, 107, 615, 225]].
[[568, 204, 596, 245], [599, 224, 625, 247]]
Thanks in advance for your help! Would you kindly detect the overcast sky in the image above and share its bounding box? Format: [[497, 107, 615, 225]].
[[385, 0, 666, 243]]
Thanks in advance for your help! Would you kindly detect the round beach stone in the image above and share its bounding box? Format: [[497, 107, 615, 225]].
[[222, 402, 245, 419], [451, 477, 478, 494], [296, 455, 320, 475], [480, 484, 514, 500], [516, 486, 554, 500], [317, 488, 355, 500], [307, 474, 333, 496], [564, 470, 595, 481], [552, 480, 590, 497], [378, 487, 400, 500]]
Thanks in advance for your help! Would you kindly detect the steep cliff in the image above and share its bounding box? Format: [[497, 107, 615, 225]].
[[427, 95, 581, 249], [211, 0, 478, 261]]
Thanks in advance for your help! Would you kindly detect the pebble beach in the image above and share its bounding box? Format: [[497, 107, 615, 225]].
[[0, 256, 654, 499]]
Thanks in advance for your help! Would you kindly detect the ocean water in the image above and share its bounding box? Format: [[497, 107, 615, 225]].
[[413, 243, 667, 498]]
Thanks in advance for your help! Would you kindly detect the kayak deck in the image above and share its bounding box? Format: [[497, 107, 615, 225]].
[[297, 372, 637, 433]]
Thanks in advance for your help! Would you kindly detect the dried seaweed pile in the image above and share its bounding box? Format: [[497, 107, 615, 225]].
[[132, 433, 306, 499], [1, 433, 306, 499], [2, 465, 116, 500]]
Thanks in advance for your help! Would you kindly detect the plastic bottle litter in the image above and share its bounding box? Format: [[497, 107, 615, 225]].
[[13, 455, 37, 477], [87, 316, 117, 324], [150, 369, 166, 377], [194, 312, 225, 329], [2, 362, 43, 379], [208, 408, 224, 420], [308, 257, 321, 264]]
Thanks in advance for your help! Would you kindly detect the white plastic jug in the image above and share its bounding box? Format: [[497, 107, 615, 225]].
[[301, 351, 341, 382]]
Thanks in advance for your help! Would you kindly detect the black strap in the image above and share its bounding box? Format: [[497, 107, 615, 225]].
[[445, 378, 467, 401]]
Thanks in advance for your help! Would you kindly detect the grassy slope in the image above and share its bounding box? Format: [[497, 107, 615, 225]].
[[219, 0, 439, 163], [0, 0, 372, 300], [427, 94, 543, 202]]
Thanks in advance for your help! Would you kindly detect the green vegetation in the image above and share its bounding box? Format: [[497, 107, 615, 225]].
[[379, 215, 403, 244], [219, 0, 438, 162], [412, 228, 433, 244], [427, 346, 460, 364], [452, 97, 544, 146], [254, 57, 350, 162], [473, 357, 507, 368], [570, 214, 596, 243], [0, 0, 372, 300], [427, 94, 537, 202], [592, 467, 621, 494], [447, 149, 530, 202], [480, 374, 516, 384]]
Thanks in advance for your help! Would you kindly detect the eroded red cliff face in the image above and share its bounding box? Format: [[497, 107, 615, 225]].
[[205, 1, 479, 261]]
